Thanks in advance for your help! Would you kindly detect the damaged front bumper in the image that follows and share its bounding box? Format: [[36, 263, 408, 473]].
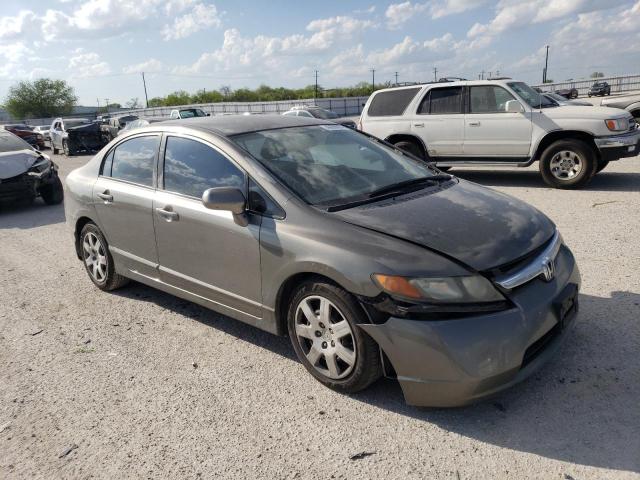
[[358, 245, 581, 408], [0, 162, 59, 203]]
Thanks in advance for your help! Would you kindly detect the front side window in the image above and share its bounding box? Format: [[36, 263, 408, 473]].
[[232, 125, 438, 207], [163, 136, 245, 198], [110, 135, 159, 186], [469, 86, 517, 113], [508, 82, 555, 108]]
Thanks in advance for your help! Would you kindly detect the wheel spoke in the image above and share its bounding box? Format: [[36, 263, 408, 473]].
[[335, 343, 355, 366], [92, 263, 99, 279], [84, 256, 93, 267], [299, 300, 317, 325], [98, 255, 107, 266], [324, 352, 339, 378], [331, 320, 351, 339], [306, 345, 322, 365], [83, 240, 92, 254], [318, 298, 331, 323], [295, 323, 315, 340]]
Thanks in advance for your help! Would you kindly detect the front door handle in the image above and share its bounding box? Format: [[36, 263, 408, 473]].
[[414, 123, 425, 128], [97, 191, 113, 203], [468, 121, 481, 126], [155, 206, 179, 222]]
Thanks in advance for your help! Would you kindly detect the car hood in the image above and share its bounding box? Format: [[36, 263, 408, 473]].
[[0, 149, 41, 179], [332, 180, 555, 272], [543, 105, 629, 120]]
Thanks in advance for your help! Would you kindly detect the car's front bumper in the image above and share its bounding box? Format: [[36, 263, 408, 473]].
[[359, 245, 580, 408], [594, 130, 640, 161]]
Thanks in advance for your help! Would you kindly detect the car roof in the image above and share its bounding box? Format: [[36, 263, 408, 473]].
[[371, 78, 523, 95], [159, 114, 333, 136]]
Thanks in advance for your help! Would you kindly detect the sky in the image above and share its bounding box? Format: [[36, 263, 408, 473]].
[[1, 0, 639, 106]]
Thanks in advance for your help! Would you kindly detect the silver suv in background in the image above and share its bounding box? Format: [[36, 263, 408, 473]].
[[359, 79, 639, 188], [283, 106, 356, 128]]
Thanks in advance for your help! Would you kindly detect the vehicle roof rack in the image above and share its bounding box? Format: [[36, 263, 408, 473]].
[[487, 76, 512, 80]]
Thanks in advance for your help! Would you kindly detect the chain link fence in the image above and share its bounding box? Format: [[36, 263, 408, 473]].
[[532, 74, 640, 96]]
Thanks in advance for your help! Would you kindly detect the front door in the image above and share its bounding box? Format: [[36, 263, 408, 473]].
[[93, 134, 161, 278], [153, 134, 263, 320], [411, 86, 465, 157], [464, 85, 532, 157]]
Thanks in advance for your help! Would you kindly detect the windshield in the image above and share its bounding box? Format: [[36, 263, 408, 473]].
[[0, 132, 32, 152], [309, 108, 339, 119], [546, 93, 566, 102], [180, 109, 207, 118], [232, 125, 438, 207], [508, 82, 556, 108]]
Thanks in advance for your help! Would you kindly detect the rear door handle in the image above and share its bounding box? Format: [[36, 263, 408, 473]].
[[468, 121, 481, 126], [155, 206, 179, 222], [97, 191, 113, 203], [414, 123, 425, 128]]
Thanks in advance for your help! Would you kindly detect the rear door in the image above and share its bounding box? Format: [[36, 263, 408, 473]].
[[361, 87, 421, 141], [93, 134, 161, 278], [463, 85, 531, 158], [411, 86, 464, 157]]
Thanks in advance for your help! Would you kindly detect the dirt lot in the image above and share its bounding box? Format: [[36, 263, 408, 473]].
[[1, 152, 639, 480]]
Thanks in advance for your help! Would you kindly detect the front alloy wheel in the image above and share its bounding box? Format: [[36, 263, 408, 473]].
[[287, 280, 382, 394], [79, 223, 129, 291], [549, 150, 583, 180], [294, 295, 356, 379]]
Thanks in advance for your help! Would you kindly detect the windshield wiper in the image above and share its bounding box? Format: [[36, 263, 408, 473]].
[[367, 174, 452, 198]]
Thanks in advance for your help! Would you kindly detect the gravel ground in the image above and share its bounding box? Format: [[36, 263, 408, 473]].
[[1, 152, 639, 480]]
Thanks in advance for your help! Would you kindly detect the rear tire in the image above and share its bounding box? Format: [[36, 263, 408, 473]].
[[393, 139, 426, 161], [287, 280, 382, 394], [40, 176, 64, 205], [62, 140, 70, 156], [539, 139, 596, 189], [79, 223, 129, 291]]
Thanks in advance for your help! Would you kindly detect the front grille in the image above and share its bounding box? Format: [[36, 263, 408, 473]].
[[0, 173, 35, 201]]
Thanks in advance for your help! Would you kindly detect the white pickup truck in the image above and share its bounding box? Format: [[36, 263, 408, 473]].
[[359, 79, 639, 189]]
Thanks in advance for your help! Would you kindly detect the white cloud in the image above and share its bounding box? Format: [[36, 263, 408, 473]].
[[161, 3, 222, 41], [385, 2, 429, 29], [430, 0, 488, 18], [122, 58, 165, 74], [68, 51, 111, 77], [385, 0, 487, 28], [0, 10, 37, 41]]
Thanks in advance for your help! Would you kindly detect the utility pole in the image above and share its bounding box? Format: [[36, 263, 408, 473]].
[[433, 67, 438, 81], [96, 98, 100, 113], [104, 98, 109, 113], [394, 71, 399, 85], [370, 68, 375, 92], [314, 70, 318, 104], [543, 45, 550, 83], [141, 72, 149, 108], [481, 70, 485, 80]]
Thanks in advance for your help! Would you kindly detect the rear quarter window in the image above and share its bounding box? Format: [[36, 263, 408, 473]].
[[367, 88, 421, 117]]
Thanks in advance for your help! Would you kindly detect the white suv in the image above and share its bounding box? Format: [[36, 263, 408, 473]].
[[359, 79, 639, 188]]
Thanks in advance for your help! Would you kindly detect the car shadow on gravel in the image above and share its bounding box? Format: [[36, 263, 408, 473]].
[[0, 199, 65, 229], [453, 169, 640, 192], [111, 284, 639, 474]]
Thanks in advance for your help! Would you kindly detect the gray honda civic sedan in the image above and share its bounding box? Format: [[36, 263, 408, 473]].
[[65, 115, 580, 407]]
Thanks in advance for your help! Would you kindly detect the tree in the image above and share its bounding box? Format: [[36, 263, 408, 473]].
[[590, 72, 605, 78], [4, 78, 77, 119], [125, 97, 141, 109]]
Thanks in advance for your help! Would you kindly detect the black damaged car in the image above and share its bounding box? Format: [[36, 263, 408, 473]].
[[50, 117, 110, 156], [0, 130, 63, 206]]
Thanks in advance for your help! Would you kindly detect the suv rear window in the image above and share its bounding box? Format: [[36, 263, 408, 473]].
[[367, 88, 420, 116]]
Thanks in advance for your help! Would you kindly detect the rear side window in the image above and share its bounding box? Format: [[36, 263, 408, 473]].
[[367, 88, 420, 116], [110, 135, 159, 187], [418, 87, 463, 114], [163, 136, 245, 198]]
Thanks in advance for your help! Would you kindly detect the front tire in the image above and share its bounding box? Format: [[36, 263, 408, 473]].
[[79, 223, 129, 291], [287, 280, 382, 394], [539, 139, 596, 189], [40, 176, 64, 205]]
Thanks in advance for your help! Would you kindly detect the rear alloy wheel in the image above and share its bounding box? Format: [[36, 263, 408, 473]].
[[288, 281, 381, 394], [539, 139, 596, 189], [80, 223, 129, 291]]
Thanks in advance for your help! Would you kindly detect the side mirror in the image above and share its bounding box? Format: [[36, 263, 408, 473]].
[[505, 100, 524, 113], [202, 186, 246, 212]]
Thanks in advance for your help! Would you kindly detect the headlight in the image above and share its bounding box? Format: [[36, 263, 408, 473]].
[[605, 118, 628, 131], [27, 159, 51, 176], [372, 274, 505, 303]]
